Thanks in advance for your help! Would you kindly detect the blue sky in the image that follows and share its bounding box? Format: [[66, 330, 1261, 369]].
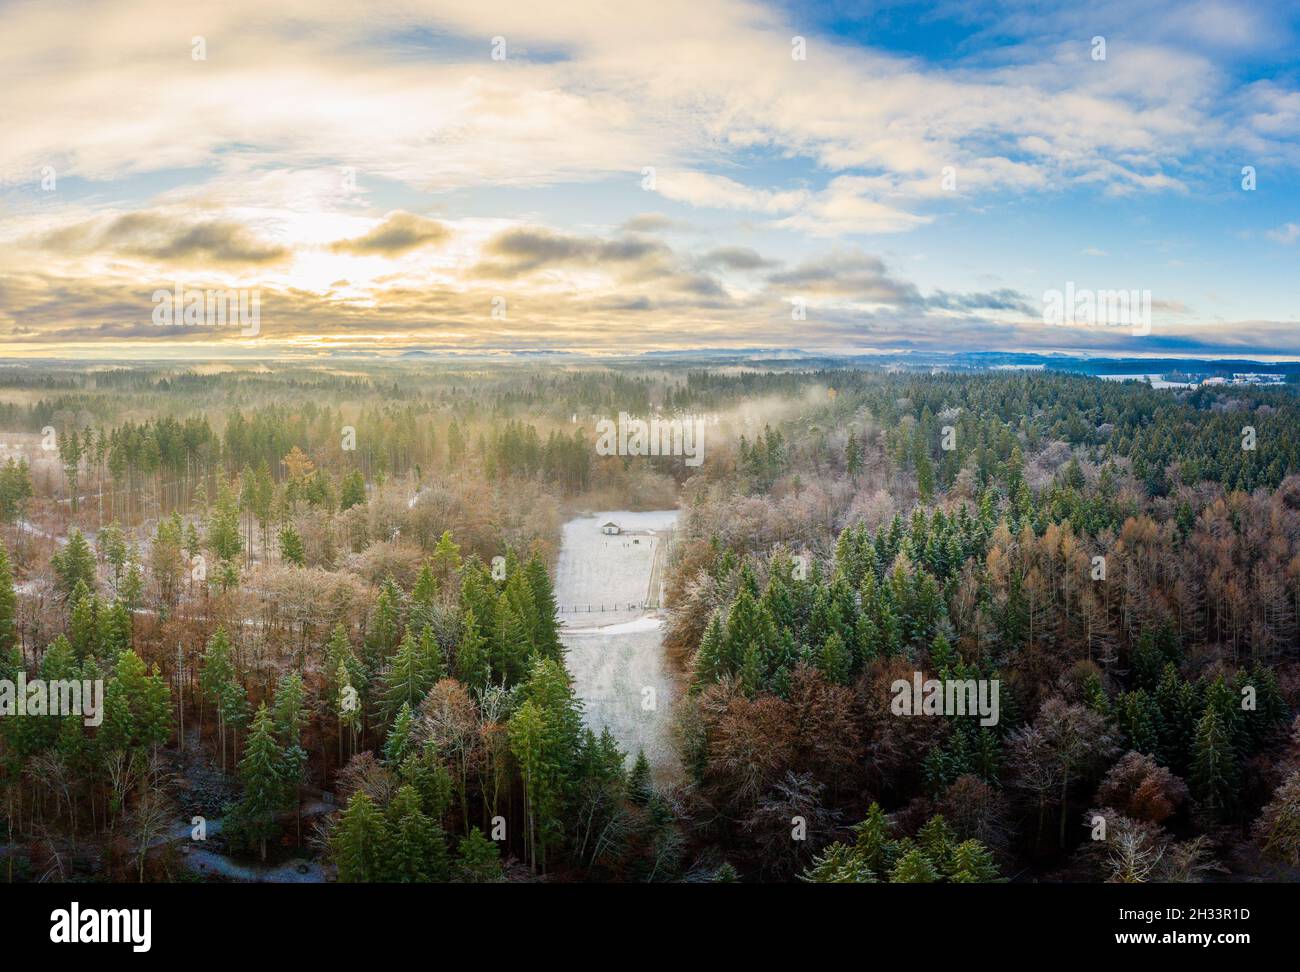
[[0, 0, 1296, 357]]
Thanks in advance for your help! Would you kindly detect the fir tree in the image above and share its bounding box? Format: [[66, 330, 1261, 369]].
[[949, 839, 1000, 882], [627, 749, 653, 806], [383, 784, 449, 882], [384, 702, 417, 764], [236, 703, 286, 861], [332, 791, 387, 882], [455, 609, 490, 689], [52, 529, 96, 600], [278, 524, 306, 566], [455, 826, 503, 882], [1191, 707, 1237, 820], [889, 846, 940, 883]]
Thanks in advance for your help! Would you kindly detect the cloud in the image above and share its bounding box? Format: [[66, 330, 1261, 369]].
[[472, 227, 670, 277], [925, 289, 1035, 315], [768, 251, 920, 303], [1265, 222, 1300, 243], [329, 211, 449, 255], [619, 213, 691, 234], [38, 212, 289, 266], [698, 246, 779, 271], [0, 0, 1296, 356]]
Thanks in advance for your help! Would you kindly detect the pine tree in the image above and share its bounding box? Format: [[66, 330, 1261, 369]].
[[692, 612, 727, 688], [236, 703, 286, 861], [1191, 707, 1236, 820], [399, 742, 456, 823], [201, 627, 238, 771], [102, 650, 172, 754], [851, 803, 896, 876], [846, 430, 863, 477], [68, 583, 100, 659], [889, 846, 940, 883], [455, 609, 490, 689], [455, 826, 503, 882], [491, 594, 531, 688], [332, 791, 387, 882], [272, 672, 309, 841], [430, 531, 462, 590], [627, 749, 653, 806], [52, 528, 96, 599], [339, 470, 366, 511], [816, 631, 851, 686], [949, 839, 1000, 882], [120, 559, 144, 611], [279, 524, 306, 566], [383, 784, 449, 882], [364, 581, 401, 670], [206, 478, 243, 563], [408, 564, 439, 633], [382, 630, 431, 723], [916, 814, 956, 874], [384, 702, 417, 764], [524, 552, 562, 660]]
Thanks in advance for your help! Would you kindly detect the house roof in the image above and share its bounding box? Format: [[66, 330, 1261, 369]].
[[601, 521, 619, 527]]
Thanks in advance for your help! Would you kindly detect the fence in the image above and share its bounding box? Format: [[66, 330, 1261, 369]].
[[557, 600, 658, 613]]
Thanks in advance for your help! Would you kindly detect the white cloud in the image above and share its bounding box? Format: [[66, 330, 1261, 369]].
[[1265, 222, 1300, 244]]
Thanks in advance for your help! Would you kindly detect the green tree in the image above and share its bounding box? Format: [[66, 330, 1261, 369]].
[[279, 524, 306, 566], [383, 784, 449, 882], [455, 826, 503, 882], [52, 529, 96, 600], [235, 703, 286, 861], [889, 846, 939, 883], [455, 609, 490, 689], [331, 791, 387, 882], [340, 470, 366, 511], [207, 477, 244, 563], [0, 541, 16, 655], [1191, 707, 1237, 820]]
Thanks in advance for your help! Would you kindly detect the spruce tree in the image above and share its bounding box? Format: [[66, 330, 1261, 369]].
[[237, 703, 286, 861], [332, 791, 387, 882], [1191, 707, 1236, 820], [524, 552, 562, 660], [949, 839, 1000, 882], [455, 826, 503, 882], [627, 749, 653, 806], [279, 524, 306, 566], [455, 609, 490, 689], [382, 630, 428, 723], [52, 528, 96, 600], [383, 784, 449, 882], [384, 702, 417, 765], [273, 672, 309, 840], [889, 846, 940, 883]]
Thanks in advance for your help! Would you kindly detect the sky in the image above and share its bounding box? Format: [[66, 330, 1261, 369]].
[[0, 0, 1297, 359]]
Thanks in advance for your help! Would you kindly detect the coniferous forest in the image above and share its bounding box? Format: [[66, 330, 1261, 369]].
[[1, 361, 1297, 887]]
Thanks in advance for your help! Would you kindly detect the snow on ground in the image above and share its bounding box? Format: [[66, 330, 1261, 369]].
[[556, 510, 681, 778], [554, 510, 677, 628]]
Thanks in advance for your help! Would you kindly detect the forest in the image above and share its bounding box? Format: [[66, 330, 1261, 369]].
[[0, 361, 1297, 883]]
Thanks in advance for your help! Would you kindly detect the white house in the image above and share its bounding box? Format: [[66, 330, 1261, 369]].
[[601, 521, 621, 535]]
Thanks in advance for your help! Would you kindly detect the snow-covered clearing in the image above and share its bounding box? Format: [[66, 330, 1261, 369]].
[[556, 511, 680, 778]]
